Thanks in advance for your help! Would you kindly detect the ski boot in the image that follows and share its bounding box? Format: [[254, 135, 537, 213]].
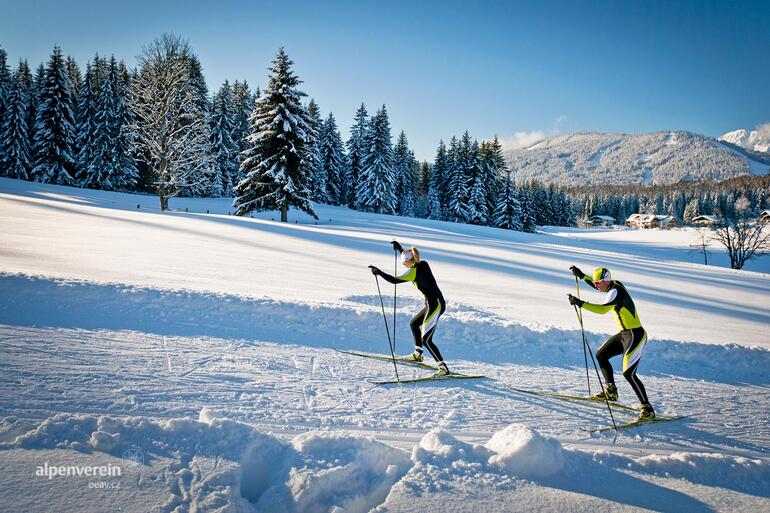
[[639, 404, 656, 421], [592, 383, 618, 402], [433, 362, 450, 377], [402, 351, 424, 363]]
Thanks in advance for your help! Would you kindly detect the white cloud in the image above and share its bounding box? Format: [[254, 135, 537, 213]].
[[755, 122, 770, 139], [499, 131, 546, 152]]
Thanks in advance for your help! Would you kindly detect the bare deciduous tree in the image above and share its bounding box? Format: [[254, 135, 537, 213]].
[[129, 34, 212, 210], [711, 200, 770, 269]]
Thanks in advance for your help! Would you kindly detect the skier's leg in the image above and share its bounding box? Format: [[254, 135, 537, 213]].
[[595, 332, 624, 385], [410, 306, 428, 354], [621, 328, 650, 405], [421, 300, 446, 363]]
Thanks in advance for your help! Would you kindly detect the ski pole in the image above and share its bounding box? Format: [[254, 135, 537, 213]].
[[393, 249, 398, 358], [374, 275, 400, 382], [575, 277, 591, 395], [574, 304, 617, 431]]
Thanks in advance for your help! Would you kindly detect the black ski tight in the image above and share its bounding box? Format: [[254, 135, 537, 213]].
[[596, 327, 650, 405], [409, 299, 446, 362]]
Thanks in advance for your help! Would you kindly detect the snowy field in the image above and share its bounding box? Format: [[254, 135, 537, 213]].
[[1, 177, 769, 512]]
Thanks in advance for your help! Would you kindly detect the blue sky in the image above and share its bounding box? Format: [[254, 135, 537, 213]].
[[2, 0, 768, 160]]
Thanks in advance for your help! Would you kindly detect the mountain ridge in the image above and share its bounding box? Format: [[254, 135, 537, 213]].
[[503, 130, 769, 186]]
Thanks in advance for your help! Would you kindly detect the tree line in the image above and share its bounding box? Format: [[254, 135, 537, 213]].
[[0, 36, 571, 231], [568, 174, 770, 224]]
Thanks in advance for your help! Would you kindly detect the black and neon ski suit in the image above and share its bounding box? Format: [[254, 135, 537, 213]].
[[377, 259, 446, 363], [579, 275, 650, 405]]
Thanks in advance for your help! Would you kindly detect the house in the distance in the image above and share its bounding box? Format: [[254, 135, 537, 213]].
[[626, 214, 678, 229], [760, 210, 770, 223], [588, 215, 615, 227], [692, 214, 721, 226]]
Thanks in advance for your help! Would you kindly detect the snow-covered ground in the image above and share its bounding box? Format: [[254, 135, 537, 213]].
[[1, 177, 769, 512]]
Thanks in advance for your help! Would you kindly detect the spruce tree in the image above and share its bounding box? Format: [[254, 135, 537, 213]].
[[233, 48, 317, 221], [393, 131, 415, 216], [64, 56, 82, 116], [31, 46, 77, 185], [1, 62, 32, 179], [319, 112, 346, 205], [345, 103, 368, 208], [75, 59, 100, 184], [111, 58, 138, 191], [82, 59, 114, 188], [304, 99, 325, 202], [466, 139, 488, 225], [0, 47, 10, 137], [446, 136, 465, 222], [427, 140, 447, 220], [493, 169, 523, 231], [518, 183, 537, 232], [229, 80, 255, 184], [210, 80, 239, 196], [356, 105, 395, 214]]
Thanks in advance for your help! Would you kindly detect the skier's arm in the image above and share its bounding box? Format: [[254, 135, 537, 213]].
[[377, 266, 417, 285], [581, 275, 598, 290], [390, 240, 404, 253], [581, 288, 618, 314], [570, 265, 597, 290]]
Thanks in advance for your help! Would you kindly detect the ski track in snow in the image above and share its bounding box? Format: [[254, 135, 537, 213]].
[[2, 178, 770, 512]]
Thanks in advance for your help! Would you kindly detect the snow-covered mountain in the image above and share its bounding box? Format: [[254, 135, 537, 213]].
[[719, 128, 770, 153], [503, 130, 770, 186]]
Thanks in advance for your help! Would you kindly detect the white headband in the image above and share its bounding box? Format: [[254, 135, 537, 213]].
[[401, 250, 414, 263]]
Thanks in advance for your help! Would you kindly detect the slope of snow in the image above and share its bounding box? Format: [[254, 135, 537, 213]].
[[719, 128, 770, 153], [1, 178, 770, 512]]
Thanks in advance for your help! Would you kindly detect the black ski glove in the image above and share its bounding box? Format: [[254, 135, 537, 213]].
[[569, 265, 585, 279], [390, 240, 404, 252], [368, 265, 382, 276], [568, 294, 585, 307]]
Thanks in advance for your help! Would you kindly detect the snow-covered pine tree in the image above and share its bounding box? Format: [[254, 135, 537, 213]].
[[209, 80, 239, 196], [110, 58, 139, 191], [180, 54, 215, 197], [683, 197, 700, 225], [493, 169, 523, 231], [345, 103, 368, 208], [518, 182, 537, 232], [415, 160, 430, 218], [186, 54, 210, 117], [75, 59, 100, 184], [426, 140, 447, 220], [393, 131, 415, 216], [445, 136, 464, 222], [64, 56, 82, 116], [484, 136, 506, 215], [355, 105, 396, 214], [129, 34, 214, 209], [304, 99, 325, 202], [466, 139, 488, 225], [28, 64, 45, 161], [31, 46, 77, 185], [229, 80, 255, 184], [0, 48, 10, 158], [83, 57, 137, 191], [319, 112, 346, 205], [1, 62, 33, 179], [233, 48, 317, 221]]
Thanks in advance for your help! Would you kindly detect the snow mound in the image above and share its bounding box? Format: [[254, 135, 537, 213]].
[[412, 424, 566, 482], [1, 413, 411, 513], [486, 424, 565, 478]]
